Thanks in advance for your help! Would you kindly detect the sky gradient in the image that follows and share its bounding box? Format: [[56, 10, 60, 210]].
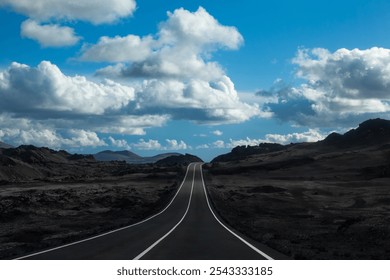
[[1, 0, 390, 161]]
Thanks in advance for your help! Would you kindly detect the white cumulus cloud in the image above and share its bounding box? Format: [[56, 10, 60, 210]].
[[0, 61, 135, 115], [165, 139, 189, 150], [0, 0, 137, 24], [0, 117, 107, 149], [0, 61, 170, 150], [81, 7, 261, 124], [0, 6, 268, 150], [262, 47, 390, 126], [227, 137, 265, 148], [1, 0, 137, 47], [108, 136, 131, 150], [131, 138, 190, 151], [133, 139, 162, 150], [135, 76, 261, 124], [159, 7, 243, 50], [80, 35, 153, 62], [21, 19, 81, 47], [294, 47, 390, 112], [89, 6, 243, 80], [212, 130, 223, 136], [68, 129, 107, 147], [264, 129, 326, 144], [213, 140, 226, 148], [222, 129, 327, 148]]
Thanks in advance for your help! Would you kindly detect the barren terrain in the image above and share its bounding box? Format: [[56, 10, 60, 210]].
[[204, 124, 390, 259], [0, 169, 183, 259]]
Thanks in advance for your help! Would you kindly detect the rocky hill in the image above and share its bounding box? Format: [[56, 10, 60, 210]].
[[1, 145, 94, 164], [203, 119, 390, 260], [0, 145, 129, 183], [94, 150, 141, 162], [322, 118, 390, 148], [208, 118, 390, 180], [0, 141, 13, 149], [212, 118, 390, 164], [94, 150, 181, 164], [0, 145, 200, 184], [212, 143, 288, 163], [156, 154, 203, 166]]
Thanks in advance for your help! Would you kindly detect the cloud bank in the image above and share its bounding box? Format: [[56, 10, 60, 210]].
[[85, 7, 262, 124], [0, 7, 260, 149], [261, 47, 390, 126], [0, 61, 169, 148]]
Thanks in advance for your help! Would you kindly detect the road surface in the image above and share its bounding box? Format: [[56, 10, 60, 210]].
[[18, 163, 284, 260]]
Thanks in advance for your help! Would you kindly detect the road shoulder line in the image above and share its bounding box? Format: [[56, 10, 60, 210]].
[[200, 164, 274, 260], [15, 163, 195, 260], [133, 163, 197, 260]]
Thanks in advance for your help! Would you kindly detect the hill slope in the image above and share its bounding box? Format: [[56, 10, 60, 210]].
[[322, 118, 390, 147], [0, 141, 13, 149], [204, 118, 390, 260], [212, 118, 390, 166], [0, 145, 97, 182], [94, 150, 142, 162], [94, 150, 181, 164], [212, 143, 288, 163], [156, 154, 203, 166]]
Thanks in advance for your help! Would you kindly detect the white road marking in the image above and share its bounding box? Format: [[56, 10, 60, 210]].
[[199, 164, 274, 260], [15, 163, 195, 260], [133, 163, 197, 260]]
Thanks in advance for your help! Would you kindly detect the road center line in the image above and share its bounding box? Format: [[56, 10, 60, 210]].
[[15, 163, 195, 260], [200, 164, 274, 260], [133, 163, 197, 260]]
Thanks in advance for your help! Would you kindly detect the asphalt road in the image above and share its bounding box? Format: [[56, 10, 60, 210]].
[[18, 163, 284, 260]]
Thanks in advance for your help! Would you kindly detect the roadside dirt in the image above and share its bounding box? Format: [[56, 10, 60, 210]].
[[0, 171, 183, 259], [204, 171, 390, 259]]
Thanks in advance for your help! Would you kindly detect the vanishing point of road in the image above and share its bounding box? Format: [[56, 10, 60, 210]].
[[17, 163, 285, 260]]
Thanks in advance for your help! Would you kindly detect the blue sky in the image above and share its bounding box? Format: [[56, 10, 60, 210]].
[[1, 0, 390, 161]]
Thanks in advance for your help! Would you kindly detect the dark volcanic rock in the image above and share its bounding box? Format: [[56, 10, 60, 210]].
[[0, 144, 186, 183], [156, 154, 203, 166], [94, 150, 142, 162], [212, 118, 390, 164], [2, 146, 70, 164], [0, 146, 94, 164], [322, 118, 390, 148], [148, 153, 182, 163], [68, 154, 96, 162], [0, 141, 13, 149], [247, 185, 287, 193], [0, 145, 130, 183], [212, 143, 288, 163], [94, 150, 181, 164]]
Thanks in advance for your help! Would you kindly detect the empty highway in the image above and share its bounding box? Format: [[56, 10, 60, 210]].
[[17, 163, 284, 260]]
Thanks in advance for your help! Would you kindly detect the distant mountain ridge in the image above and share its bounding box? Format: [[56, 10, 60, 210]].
[[0, 141, 13, 149], [322, 118, 390, 147], [0, 145, 96, 182], [212, 118, 390, 163], [93, 150, 182, 164], [94, 150, 142, 162], [0, 145, 201, 183], [1, 145, 94, 164], [156, 154, 203, 166], [212, 143, 288, 163]]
